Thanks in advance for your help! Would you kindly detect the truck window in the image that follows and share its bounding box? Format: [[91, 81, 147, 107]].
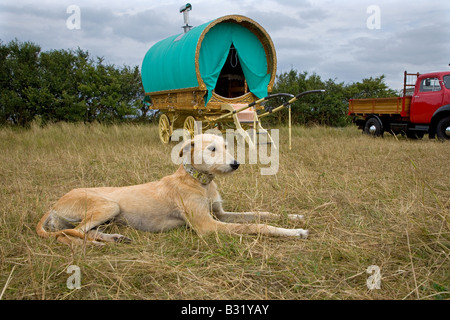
[[419, 77, 441, 92], [444, 75, 450, 89]]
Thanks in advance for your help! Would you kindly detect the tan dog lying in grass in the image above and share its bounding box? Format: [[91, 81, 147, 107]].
[[36, 134, 308, 245]]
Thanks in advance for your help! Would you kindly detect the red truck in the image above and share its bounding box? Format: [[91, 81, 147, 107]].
[[348, 71, 450, 140]]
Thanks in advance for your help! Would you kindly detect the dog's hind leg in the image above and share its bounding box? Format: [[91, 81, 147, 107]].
[[86, 229, 132, 243], [51, 192, 128, 244], [56, 233, 105, 246]]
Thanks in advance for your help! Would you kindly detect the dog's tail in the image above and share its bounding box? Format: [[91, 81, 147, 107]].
[[36, 210, 52, 238]]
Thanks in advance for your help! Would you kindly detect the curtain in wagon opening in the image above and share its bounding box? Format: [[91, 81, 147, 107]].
[[232, 25, 270, 99], [199, 22, 270, 104]]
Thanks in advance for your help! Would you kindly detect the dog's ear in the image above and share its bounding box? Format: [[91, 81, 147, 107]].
[[179, 140, 195, 157]]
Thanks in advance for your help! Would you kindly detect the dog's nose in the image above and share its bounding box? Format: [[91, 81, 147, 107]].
[[230, 160, 240, 170]]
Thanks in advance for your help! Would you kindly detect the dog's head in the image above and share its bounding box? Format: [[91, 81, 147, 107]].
[[179, 134, 239, 175]]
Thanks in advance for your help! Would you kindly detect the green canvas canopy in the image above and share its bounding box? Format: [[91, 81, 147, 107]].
[[141, 15, 276, 105]]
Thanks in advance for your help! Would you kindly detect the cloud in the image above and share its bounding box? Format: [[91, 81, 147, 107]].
[[244, 10, 308, 31], [1, 0, 449, 90]]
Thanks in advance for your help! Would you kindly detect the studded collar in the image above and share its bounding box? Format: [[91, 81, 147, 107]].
[[183, 162, 215, 185]]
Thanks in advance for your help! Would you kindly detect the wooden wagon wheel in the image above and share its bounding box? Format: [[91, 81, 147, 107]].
[[159, 113, 172, 144], [183, 116, 198, 141]]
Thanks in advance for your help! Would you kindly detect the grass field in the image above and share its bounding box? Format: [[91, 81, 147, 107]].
[[0, 123, 448, 300]]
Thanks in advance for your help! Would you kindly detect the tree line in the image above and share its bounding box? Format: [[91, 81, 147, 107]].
[[1, 39, 397, 127], [0, 39, 145, 126], [265, 69, 397, 127]]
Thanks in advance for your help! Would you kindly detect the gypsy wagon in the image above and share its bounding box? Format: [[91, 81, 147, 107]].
[[141, 13, 323, 148]]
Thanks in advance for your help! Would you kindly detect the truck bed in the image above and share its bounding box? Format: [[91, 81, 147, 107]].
[[348, 96, 411, 117]]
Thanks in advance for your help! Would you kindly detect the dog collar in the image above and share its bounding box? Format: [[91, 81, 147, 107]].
[[183, 163, 214, 185]]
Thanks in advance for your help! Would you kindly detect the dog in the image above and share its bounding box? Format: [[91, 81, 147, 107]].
[[36, 134, 308, 245]]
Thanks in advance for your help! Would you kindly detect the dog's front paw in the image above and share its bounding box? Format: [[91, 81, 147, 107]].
[[288, 214, 304, 221], [296, 228, 309, 239]]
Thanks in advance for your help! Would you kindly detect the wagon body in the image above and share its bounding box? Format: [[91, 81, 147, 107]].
[[141, 15, 277, 142]]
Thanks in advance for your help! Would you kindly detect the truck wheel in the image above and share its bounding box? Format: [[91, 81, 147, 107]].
[[364, 118, 383, 137], [436, 116, 450, 141]]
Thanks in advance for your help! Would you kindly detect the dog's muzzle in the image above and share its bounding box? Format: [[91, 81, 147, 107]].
[[230, 160, 240, 171]]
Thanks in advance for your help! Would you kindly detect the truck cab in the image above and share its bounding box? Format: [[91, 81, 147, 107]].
[[411, 72, 450, 125]]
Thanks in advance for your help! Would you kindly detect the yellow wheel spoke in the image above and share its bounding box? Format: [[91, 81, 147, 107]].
[[159, 114, 171, 144], [183, 116, 197, 141]]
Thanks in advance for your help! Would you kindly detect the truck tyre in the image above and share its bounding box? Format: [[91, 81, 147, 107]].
[[436, 116, 450, 141], [364, 118, 383, 137]]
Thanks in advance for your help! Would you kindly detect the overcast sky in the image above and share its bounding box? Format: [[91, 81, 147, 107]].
[[1, 0, 449, 90]]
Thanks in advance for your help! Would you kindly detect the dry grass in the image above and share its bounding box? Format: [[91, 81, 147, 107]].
[[0, 122, 448, 300]]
